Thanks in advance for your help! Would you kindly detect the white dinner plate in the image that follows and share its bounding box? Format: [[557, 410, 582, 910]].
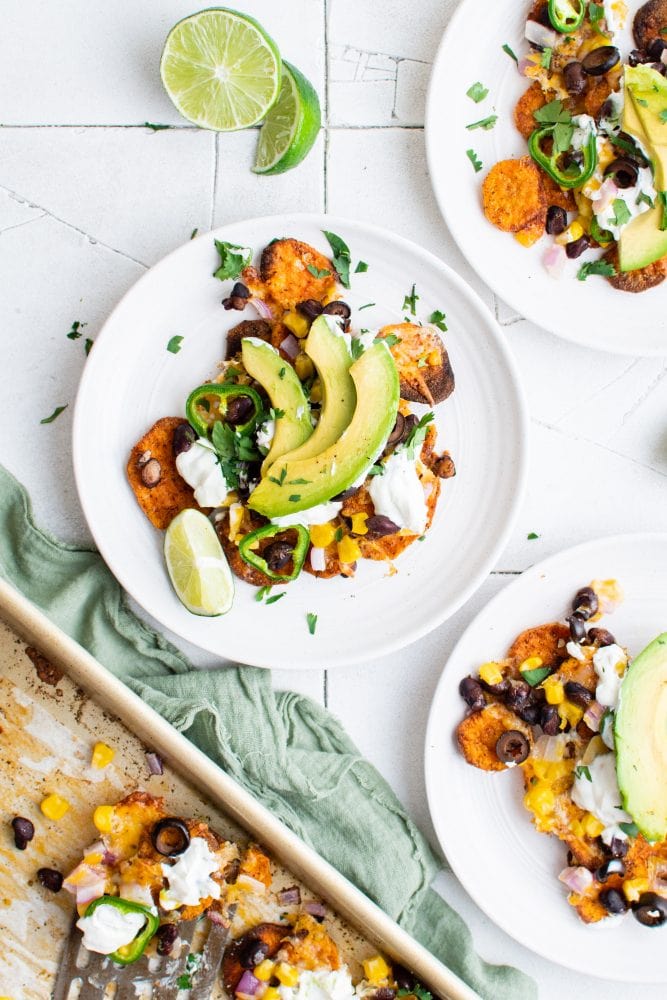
[[425, 0, 667, 356], [73, 214, 527, 669], [425, 533, 667, 981]]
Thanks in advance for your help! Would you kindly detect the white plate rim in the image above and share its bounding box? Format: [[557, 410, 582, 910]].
[[73, 212, 529, 669]]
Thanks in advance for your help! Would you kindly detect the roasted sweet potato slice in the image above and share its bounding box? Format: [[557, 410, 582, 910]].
[[226, 319, 273, 360], [583, 77, 614, 118], [605, 246, 667, 292], [127, 417, 200, 530], [239, 843, 272, 888], [456, 703, 533, 772], [243, 238, 338, 313], [223, 923, 288, 994], [515, 213, 546, 248], [514, 82, 547, 139], [279, 913, 340, 970], [377, 323, 454, 405], [507, 622, 570, 671], [541, 172, 576, 212], [482, 157, 546, 233], [634, 0, 667, 49]]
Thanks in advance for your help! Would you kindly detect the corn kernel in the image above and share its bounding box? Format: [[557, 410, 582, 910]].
[[543, 677, 565, 705], [514, 227, 542, 249], [478, 662, 503, 686], [294, 352, 315, 380], [91, 741, 115, 769], [40, 793, 70, 821], [84, 851, 104, 865], [350, 512, 369, 535], [519, 656, 543, 674], [555, 221, 584, 247], [263, 989, 281, 1000], [93, 805, 115, 833], [524, 783, 555, 818], [581, 812, 605, 838], [338, 536, 361, 563], [310, 523, 336, 548], [558, 700, 584, 728], [623, 877, 649, 903], [427, 349, 441, 365], [363, 956, 391, 984], [283, 311, 310, 339], [275, 963, 299, 987], [254, 960, 275, 982]]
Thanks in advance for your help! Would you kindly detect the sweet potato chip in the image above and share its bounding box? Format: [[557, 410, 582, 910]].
[[514, 81, 547, 139], [482, 157, 546, 233], [127, 417, 200, 530], [377, 323, 454, 405], [243, 238, 338, 313], [456, 703, 532, 772]]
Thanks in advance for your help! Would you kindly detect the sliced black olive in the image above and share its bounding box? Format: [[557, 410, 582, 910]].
[[264, 540, 293, 572], [572, 586, 599, 620], [322, 301, 351, 319], [565, 235, 590, 259], [582, 46, 621, 76], [564, 681, 593, 707], [392, 965, 415, 992], [495, 730, 530, 765], [387, 412, 406, 447], [604, 157, 640, 189], [633, 892, 667, 926], [37, 867, 63, 892], [563, 61, 587, 95], [296, 299, 323, 321], [600, 888, 628, 914], [151, 817, 191, 857], [546, 205, 568, 236], [609, 836, 629, 859], [173, 421, 196, 456], [588, 627, 616, 647], [459, 676, 486, 712], [596, 858, 626, 882], [567, 612, 587, 643]]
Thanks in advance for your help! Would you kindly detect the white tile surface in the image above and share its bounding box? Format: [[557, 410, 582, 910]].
[[1, 0, 666, 996]]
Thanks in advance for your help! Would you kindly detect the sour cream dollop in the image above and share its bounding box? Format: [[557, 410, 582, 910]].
[[76, 903, 146, 955], [176, 439, 228, 508], [594, 643, 627, 708], [256, 418, 276, 454], [572, 753, 631, 839], [271, 500, 342, 528], [279, 968, 356, 1000], [159, 837, 221, 911], [368, 447, 427, 534]]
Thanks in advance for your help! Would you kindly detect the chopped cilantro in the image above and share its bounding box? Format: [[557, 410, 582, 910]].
[[540, 47, 553, 69], [466, 115, 498, 131], [144, 121, 171, 131], [306, 264, 331, 279], [350, 338, 365, 360], [619, 821, 639, 838], [660, 110, 667, 122], [611, 198, 631, 228], [380, 333, 401, 347], [636, 97, 649, 107], [405, 412, 434, 458], [574, 764, 592, 782], [429, 310, 448, 331], [466, 81, 489, 103], [418, 535, 425, 541], [588, 2, 604, 31], [306, 612, 318, 635], [502, 42, 518, 63], [398, 985, 432, 1000], [403, 283, 419, 315], [269, 467, 288, 487], [210, 420, 261, 490], [466, 148, 483, 172], [358, 302, 375, 311], [288, 494, 301, 502], [166, 335, 184, 354], [334, 526, 344, 542], [534, 99, 572, 126], [256, 586, 272, 602], [66, 320, 86, 340], [354, 260, 369, 273], [270, 407, 285, 420], [289, 478, 310, 484], [279, 366, 286, 379], [186, 954, 201, 971], [658, 191, 667, 231], [368, 464, 385, 476], [323, 230, 352, 288], [265, 592, 286, 605], [190, 227, 199, 239], [213, 239, 251, 281], [84, 338, 94, 356], [176, 974, 192, 989], [40, 404, 68, 425], [527, 531, 539, 540], [417, 357, 427, 368], [637, 190, 655, 209], [577, 259, 616, 281], [224, 366, 242, 383]]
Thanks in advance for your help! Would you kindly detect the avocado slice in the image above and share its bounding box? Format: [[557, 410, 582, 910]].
[[615, 633, 667, 840], [280, 315, 356, 464], [241, 338, 312, 475], [619, 65, 667, 272], [248, 341, 399, 519]]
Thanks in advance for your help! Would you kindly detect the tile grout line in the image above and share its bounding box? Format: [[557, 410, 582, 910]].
[[0, 123, 425, 132]]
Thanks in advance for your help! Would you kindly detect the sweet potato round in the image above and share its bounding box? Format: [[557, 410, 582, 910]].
[[482, 157, 545, 233], [634, 0, 667, 49]]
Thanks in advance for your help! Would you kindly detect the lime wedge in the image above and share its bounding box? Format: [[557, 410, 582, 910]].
[[160, 8, 282, 131], [253, 61, 321, 174], [164, 509, 234, 616]]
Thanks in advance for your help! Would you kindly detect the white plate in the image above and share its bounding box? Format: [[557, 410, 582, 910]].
[[426, 0, 667, 357], [425, 533, 667, 982], [73, 214, 527, 669]]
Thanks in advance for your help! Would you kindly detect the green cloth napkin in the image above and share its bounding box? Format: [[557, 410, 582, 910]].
[[0, 465, 535, 1000]]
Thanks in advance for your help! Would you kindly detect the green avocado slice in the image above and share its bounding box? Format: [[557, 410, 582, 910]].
[[241, 338, 312, 475], [615, 632, 667, 841], [280, 315, 356, 464], [619, 65, 667, 272], [248, 341, 399, 518]]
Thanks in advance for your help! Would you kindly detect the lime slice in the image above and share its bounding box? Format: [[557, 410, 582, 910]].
[[160, 8, 282, 131], [164, 509, 234, 616], [253, 61, 321, 175]]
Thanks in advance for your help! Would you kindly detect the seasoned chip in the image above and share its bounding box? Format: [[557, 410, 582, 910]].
[[633, 0, 667, 49], [127, 417, 200, 530], [482, 157, 546, 233], [223, 924, 287, 994], [456, 703, 532, 772], [515, 212, 546, 248], [243, 238, 338, 313], [583, 77, 614, 118], [541, 171, 576, 212], [514, 82, 547, 139], [226, 319, 273, 360], [377, 323, 454, 405], [606, 245, 667, 291], [507, 622, 570, 671], [280, 913, 341, 970]]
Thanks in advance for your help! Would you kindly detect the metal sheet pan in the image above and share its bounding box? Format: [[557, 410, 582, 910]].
[[0, 578, 477, 1000]]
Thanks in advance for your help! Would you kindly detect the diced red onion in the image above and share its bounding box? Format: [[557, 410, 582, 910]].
[[103, 850, 117, 865], [310, 547, 326, 572], [583, 700, 605, 732], [648, 856, 667, 893], [76, 879, 107, 906], [533, 734, 566, 762], [280, 333, 299, 360], [236, 972, 261, 997], [278, 885, 301, 906], [558, 866, 594, 894], [525, 19, 558, 48], [518, 55, 537, 77], [63, 861, 107, 896], [304, 901, 327, 918], [249, 297, 273, 320], [543, 244, 567, 279], [145, 751, 164, 776], [595, 178, 619, 215], [84, 840, 106, 858], [237, 873, 266, 894]]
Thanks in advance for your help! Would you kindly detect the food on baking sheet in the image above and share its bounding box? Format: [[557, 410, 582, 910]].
[[456, 578, 667, 927], [127, 234, 457, 614]]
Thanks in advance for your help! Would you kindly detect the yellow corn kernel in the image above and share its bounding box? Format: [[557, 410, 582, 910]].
[[254, 960, 275, 982], [478, 662, 503, 686], [221, 490, 239, 508], [310, 523, 336, 548], [363, 956, 391, 984], [275, 964, 299, 988], [337, 536, 361, 563], [228, 502, 245, 543], [581, 812, 605, 838], [263, 990, 281, 1000], [294, 352, 315, 380], [555, 220, 584, 247], [350, 512, 369, 535], [570, 819, 584, 840], [426, 349, 441, 366], [524, 783, 555, 818], [91, 741, 115, 769], [558, 700, 584, 728], [623, 877, 649, 903], [283, 311, 310, 339], [543, 677, 565, 705], [310, 379, 322, 403], [514, 228, 542, 248], [519, 656, 543, 674], [93, 805, 115, 833], [40, 793, 70, 821], [84, 851, 104, 865]]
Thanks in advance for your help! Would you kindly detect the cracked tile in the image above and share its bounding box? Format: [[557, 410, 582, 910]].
[[0, 193, 44, 233], [329, 0, 455, 63], [393, 60, 431, 126]]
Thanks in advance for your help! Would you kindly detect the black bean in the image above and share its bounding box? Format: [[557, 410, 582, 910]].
[[322, 301, 351, 319], [459, 676, 486, 712], [582, 46, 621, 76], [173, 422, 196, 456], [479, 678, 511, 699], [392, 965, 415, 992], [516, 701, 543, 725], [156, 922, 180, 956], [648, 37, 667, 60], [564, 681, 593, 707], [588, 627, 616, 647], [495, 730, 530, 765], [240, 939, 270, 968], [596, 858, 625, 882], [37, 867, 63, 892], [572, 586, 599, 620], [140, 458, 161, 488], [225, 395, 255, 426], [609, 837, 629, 859], [600, 888, 628, 914], [540, 704, 561, 735], [604, 157, 640, 189], [546, 205, 568, 236], [264, 541, 293, 572], [374, 991, 396, 1000], [11, 817, 34, 850], [565, 235, 590, 259], [231, 282, 250, 299], [387, 412, 406, 447], [296, 299, 324, 321], [633, 892, 667, 927], [222, 295, 248, 311], [505, 680, 532, 712], [563, 61, 587, 95], [628, 49, 651, 66], [366, 515, 400, 536], [567, 613, 587, 643]]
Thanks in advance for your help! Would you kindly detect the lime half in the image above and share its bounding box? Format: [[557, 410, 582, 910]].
[[164, 509, 234, 616], [160, 8, 282, 131], [253, 61, 321, 174]]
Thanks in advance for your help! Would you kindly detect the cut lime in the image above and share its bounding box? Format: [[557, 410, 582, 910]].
[[160, 8, 282, 131], [253, 61, 321, 174], [164, 509, 234, 616]]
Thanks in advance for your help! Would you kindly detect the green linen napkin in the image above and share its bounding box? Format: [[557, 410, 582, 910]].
[[0, 465, 535, 1000]]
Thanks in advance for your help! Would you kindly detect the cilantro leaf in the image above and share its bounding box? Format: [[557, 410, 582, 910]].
[[350, 338, 365, 360], [466, 81, 489, 103], [405, 412, 435, 458], [540, 47, 553, 69], [398, 985, 432, 1000], [306, 612, 318, 635], [466, 115, 498, 132], [574, 764, 592, 782], [368, 464, 385, 476], [40, 404, 68, 425], [429, 310, 448, 331], [379, 333, 401, 347], [358, 302, 375, 311], [255, 586, 272, 602], [66, 320, 86, 340], [84, 338, 94, 356], [619, 821, 639, 838], [533, 99, 572, 126], [265, 592, 286, 605], [306, 264, 331, 279], [611, 198, 631, 228], [355, 260, 369, 273], [190, 227, 199, 239], [466, 148, 483, 172], [553, 121, 575, 153], [660, 110, 667, 122], [502, 43, 518, 63], [323, 230, 351, 288], [288, 494, 301, 502], [166, 335, 184, 354], [402, 283, 419, 315], [213, 239, 252, 281], [637, 191, 654, 209], [527, 531, 539, 540], [577, 260, 617, 281]]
